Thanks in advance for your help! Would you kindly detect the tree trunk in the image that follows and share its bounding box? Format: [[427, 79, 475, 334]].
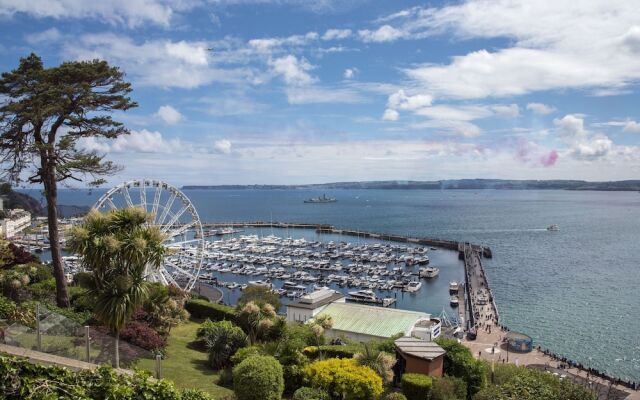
[[43, 166, 70, 308], [115, 330, 120, 369]]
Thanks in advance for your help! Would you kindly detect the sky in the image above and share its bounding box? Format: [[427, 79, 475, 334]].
[[2, 0, 640, 185]]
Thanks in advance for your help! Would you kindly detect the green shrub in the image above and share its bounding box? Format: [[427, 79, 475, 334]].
[[0, 295, 17, 319], [383, 392, 407, 400], [283, 363, 306, 395], [293, 387, 330, 400], [230, 345, 263, 365], [304, 358, 383, 400], [401, 373, 432, 400], [435, 337, 487, 397], [185, 299, 237, 322], [200, 320, 247, 369], [25, 278, 56, 299], [217, 367, 234, 388], [0, 355, 211, 399], [233, 355, 284, 400], [73, 272, 95, 289], [431, 376, 467, 400], [303, 344, 362, 359]]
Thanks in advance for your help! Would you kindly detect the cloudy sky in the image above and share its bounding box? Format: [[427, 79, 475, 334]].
[[2, 0, 640, 185]]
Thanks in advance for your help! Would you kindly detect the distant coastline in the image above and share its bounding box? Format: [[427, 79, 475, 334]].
[[183, 179, 640, 191]]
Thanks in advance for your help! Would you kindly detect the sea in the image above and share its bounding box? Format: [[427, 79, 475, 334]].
[[20, 187, 640, 381]]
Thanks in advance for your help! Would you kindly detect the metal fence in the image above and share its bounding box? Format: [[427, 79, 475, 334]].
[[2, 303, 163, 377]]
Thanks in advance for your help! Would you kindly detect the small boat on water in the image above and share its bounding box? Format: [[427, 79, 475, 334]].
[[403, 281, 422, 293], [449, 281, 460, 294], [450, 296, 459, 307], [304, 194, 337, 203], [547, 224, 559, 231], [347, 290, 395, 306], [419, 267, 439, 279]]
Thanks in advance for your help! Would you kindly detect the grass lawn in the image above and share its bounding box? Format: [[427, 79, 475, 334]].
[[136, 319, 233, 399]]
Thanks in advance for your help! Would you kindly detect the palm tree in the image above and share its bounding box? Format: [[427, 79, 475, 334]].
[[354, 343, 395, 384], [68, 207, 165, 368]]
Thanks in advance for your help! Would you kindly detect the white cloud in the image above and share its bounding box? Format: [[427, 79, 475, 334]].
[[343, 68, 358, 79], [79, 129, 184, 154], [623, 120, 640, 133], [358, 25, 404, 42], [249, 32, 318, 51], [387, 90, 433, 111], [214, 139, 232, 154], [64, 33, 250, 89], [490, 103, 519, 118], [25, 28, 61, 44], [322, 29, 352, 40], [285, 86, 366, 104], [415, 105, 491, 121], [156, 105, 183, 124], [1, 0, 173, 27], [409, 120, 482, 137], [382, 108, 399, 121], [554, 114, 614, 161], [526, 102, 556, 115], [378, 2, 640, 99], [554, 114, 588, 138], [268, 55, 315, 85]]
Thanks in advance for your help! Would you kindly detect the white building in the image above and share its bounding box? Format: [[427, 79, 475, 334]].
[[286, 288, 346, 323], [1, 209, 32, 238]]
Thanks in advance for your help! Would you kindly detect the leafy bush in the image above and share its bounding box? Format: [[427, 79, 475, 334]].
[[431, 376, 467, 400], [0, 354, 211, 399], [25, 278, 56, 299], [201, 320, 247, 369], [217, 367, 234, 387], [401, 373, 432, 400], [435, 337, 487, 397], [0, 295, 17, 319], [383, 392, 407, 400], [293, 387, 330, 400], [196, 318, 217, 340], [73, 271, 95, 289], [119, 320, 167, 351], [230, 345, 263, 365], [232, 355, 284, 400], [304, 358, 383, 400], [185, 299, 236, 321], [303, 344, 362, 360], [238, 285, 282, 310], [474, 365, 596, 400]]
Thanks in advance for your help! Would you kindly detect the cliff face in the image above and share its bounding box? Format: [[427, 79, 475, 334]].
[[0, 184, 45, 216]]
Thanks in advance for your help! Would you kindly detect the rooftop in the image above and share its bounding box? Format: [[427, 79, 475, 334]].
[[395, 337, 446, 361], [318, 303, 427, 338], [288, 289, 345, 310]]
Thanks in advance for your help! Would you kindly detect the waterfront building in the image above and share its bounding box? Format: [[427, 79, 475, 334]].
[[394, 337, 446, 378], [286, 288, 346, 322], [1, 209, 31, 238], [287, 288, 443, 342]]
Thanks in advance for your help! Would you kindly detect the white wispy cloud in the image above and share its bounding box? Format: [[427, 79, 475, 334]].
[[155, 105, 183, 124], [526, 102, 556, 115], [1, 0, 174, 27], [322, 29, 352, 40], [25, 28, 62, 44]]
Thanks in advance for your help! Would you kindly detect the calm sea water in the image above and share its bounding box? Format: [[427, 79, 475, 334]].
[[22, 188, 640, 381]]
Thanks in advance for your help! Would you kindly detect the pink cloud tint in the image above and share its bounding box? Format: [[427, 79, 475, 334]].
[[540, 150, 558, 167]]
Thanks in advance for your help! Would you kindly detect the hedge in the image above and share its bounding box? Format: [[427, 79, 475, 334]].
[[185, 299, 237, 321], [383, 393, 407, 400], [401, 373, 432, 400], [303, 344, 363, 359], [0, 355, 210, 399], [292, 387, 330, 400], [233, 355, 284, 400]]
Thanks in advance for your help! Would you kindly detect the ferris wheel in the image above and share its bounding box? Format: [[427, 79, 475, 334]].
[[92, 179, 204, 292]]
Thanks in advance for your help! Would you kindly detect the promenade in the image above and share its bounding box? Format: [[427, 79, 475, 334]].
[[459, 245, 639, 400]]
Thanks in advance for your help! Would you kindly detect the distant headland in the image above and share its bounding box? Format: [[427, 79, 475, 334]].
[[183, 179, 640, 191]]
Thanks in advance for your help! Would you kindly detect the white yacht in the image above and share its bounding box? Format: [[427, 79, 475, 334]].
[[347, 290, 377, 302], [449, 281, 460, 293], [419, 267, 440, 279], [450, 296, 459, 307], [403, 281, 422, 293], [547, 224, 560, 231]]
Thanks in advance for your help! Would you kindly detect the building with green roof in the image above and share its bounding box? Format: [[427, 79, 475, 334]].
[[318, 302, 429, 342]]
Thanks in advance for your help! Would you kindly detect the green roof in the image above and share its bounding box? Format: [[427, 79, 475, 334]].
[[318, 303, 428, 338]]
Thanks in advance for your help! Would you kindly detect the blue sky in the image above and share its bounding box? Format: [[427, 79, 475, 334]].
[[2, 0, 640, 185]]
